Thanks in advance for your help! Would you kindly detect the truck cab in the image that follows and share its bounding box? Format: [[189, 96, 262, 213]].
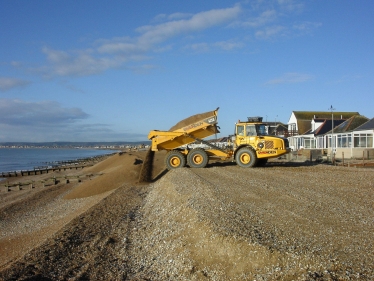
[[233, 117, 290, 167]]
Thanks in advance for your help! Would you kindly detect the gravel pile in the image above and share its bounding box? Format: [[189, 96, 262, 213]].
[[127, 165, 374, 280], [0, 161, 373, 280]]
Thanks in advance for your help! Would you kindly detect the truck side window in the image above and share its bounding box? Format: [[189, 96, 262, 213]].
[[256, 124, 267, 136], [237, 125, 244, 136], [246, 125, 256, 136]]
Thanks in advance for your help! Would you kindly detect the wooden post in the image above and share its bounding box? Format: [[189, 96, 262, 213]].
[[17, 182, 21, 190], [30, 182, 34, 189], [342, 152, 344, 167], [53, 177, 57, 185], [363, 151, 365, 166]]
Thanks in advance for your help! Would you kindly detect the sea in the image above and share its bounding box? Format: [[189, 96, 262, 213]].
[[0, 148, 118, 177]]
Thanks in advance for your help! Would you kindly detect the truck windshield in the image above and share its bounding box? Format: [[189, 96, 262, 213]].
[[256, 124, 268, 136]]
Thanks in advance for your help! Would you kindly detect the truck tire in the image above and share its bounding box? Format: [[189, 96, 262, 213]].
[[235, 147, 257, 168], [187, 148, 209, 168], [165, 151, 186, 170]]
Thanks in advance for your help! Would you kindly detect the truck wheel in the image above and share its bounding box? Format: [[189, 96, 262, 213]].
[[165, 151, 186, 170], [187, 148, 208, 168], [236, 147, 257, 168]]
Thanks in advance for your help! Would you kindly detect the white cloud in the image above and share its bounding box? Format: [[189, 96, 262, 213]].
[[135, 5, 241, 48], [34, 5, 241, 78], [213, 40, 244, 50], [255, 25, 285, 39], [97, 39, 141, 54], [293, 21, 322, 34], [242, 9, 277, 27], [265, 72, 314, 84], [153, 12, 192, 22], [0, 77, 31, 91], [184, 39, 244, 53], [26, 2, 315, 78], [39, 47, 125, 77], [0, 99, 89, 127], [277, 0, 304, 13], [185, 43, 210, 52], [168, 12, 193, 20], [0, 98, 145, 142], [238, 0, 306, 40]]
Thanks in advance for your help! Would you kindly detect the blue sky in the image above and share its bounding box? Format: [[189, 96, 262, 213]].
[[1, 0, 373, 142]]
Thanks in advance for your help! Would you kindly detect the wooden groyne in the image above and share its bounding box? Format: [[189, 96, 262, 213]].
[[1, 174, 96, 192], [0, 164, 91, 178]]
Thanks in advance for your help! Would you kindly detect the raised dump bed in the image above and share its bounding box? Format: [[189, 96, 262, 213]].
[[148, 108, 219, 152]]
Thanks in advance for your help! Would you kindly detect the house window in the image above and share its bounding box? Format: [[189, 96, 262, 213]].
[[337, 134, 349, 148], [297, 137, 304, 148], [354, 134, 360, 147], [354, 133, 373, 148], [327, 136, 332, 148], [304, 138, 316, 148], [337, 135, 342, 147], [368, 135, 373, 147], [342, 135, 348, 147]]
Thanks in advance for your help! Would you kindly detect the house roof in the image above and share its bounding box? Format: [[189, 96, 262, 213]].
[[265, 121, 286, 127], [296, 120, 313, 135], [292, 111, 360, 120], [329, 115, 369, 133], [354, 118, 374, 131], [313, 118, 328, 122], [312, 119, 347, 135], [291, 111, 359, 134]]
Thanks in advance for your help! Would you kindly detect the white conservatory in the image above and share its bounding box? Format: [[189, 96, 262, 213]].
[[287, 113, 374, 159]]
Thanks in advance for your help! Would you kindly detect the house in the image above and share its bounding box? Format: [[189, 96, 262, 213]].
[[287, 111, 359, 136], [287, 111, 373, 159], [265, 122, 288, 136]]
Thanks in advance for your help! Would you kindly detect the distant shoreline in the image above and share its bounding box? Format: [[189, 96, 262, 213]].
[[0, 141, 150, 150], [0, 148, 120, 175]]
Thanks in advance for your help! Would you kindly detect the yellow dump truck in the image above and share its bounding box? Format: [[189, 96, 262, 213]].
[[148, 108, 290, 169]]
